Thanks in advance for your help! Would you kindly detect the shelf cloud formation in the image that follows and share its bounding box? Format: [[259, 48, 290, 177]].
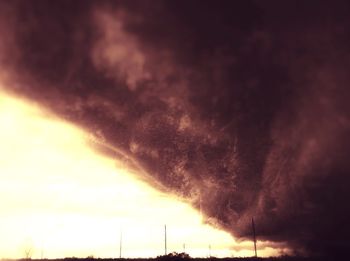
[[1, 0, 350, 256]]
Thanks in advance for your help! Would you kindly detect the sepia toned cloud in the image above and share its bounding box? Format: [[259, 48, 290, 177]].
[[0, 0, 350, 257]]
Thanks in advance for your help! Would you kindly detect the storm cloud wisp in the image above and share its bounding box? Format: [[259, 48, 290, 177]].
[[1, 0, 350, 256]]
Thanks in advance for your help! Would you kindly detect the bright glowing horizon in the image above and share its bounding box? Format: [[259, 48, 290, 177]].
[[0, 88, 280, 259]]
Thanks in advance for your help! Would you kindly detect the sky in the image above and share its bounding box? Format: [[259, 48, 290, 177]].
[[0, 89, 282, 258], [0, 0, 350, 258]]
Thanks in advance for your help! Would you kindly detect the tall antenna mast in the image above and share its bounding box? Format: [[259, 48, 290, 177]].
[[119, 229, 122, 259], [164, 224, 167, 255], [199, 194, 203, 222], [252, 217, 257, 258]]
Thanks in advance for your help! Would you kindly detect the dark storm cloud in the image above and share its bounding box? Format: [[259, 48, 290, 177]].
[[1, 0, 350, 256]]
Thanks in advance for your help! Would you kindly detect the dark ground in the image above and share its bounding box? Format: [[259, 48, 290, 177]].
[[11, 255, 345, 261]]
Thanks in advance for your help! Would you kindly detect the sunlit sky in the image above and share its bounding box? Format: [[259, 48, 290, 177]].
[[0, 86, 280, 259]]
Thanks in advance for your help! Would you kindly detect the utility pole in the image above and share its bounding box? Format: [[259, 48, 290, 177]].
[[252, 217, 257, 258], [164, 224, 167, 255], [199, 195, 203, 221], [119, 229, 122, 259], [209, 244, 211, 257], [183, 243, 185, 253]]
